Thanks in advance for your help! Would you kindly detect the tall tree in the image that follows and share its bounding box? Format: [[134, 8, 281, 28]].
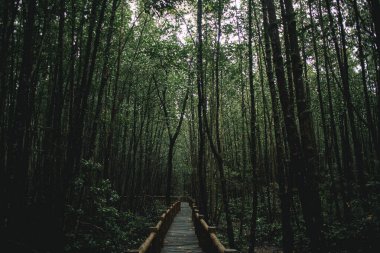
[[153, 73, 189, 205], [282, 0, 324, 250], [247, 0, 258, 252], [196, 0, 209, 219], [261, 1, 294, 251], [200, 0, 236, 247], [6, 0, 37, 247]]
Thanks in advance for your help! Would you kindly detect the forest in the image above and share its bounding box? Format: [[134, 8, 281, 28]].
[[0, 0, 379, 252]]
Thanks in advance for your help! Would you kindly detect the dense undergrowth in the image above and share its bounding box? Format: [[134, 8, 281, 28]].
[[63, 161, 379, 253], [215, 186, 380, 253], [64, 161, 166, 253]]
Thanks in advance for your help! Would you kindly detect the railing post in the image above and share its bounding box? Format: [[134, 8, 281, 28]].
[[197, 214, 205, 249], [208, 226, 217, 253], [149, 227, 159, 252], [189, 200, 240, 253]]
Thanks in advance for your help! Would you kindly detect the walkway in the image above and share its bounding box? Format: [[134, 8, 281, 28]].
[[161, 202, 205, 253]]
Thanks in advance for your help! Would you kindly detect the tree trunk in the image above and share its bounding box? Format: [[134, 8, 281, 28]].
[[88, 0, 119, 159], [196, 0, 208, 219], [6, 0, 37, 248], [282, 0, 325, 250], [198, 0, 235, 246], [308, 0, 341, 221], [325, 0, 366, 198], [261, 1, 294, 251], [247, 0, 258, 252], [266, 0, 324, 250]]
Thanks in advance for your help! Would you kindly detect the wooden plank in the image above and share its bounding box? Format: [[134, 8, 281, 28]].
[[161, 202, 205, 253]]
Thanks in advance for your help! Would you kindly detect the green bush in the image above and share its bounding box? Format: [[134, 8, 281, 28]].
[[64, 161, 166, 253]]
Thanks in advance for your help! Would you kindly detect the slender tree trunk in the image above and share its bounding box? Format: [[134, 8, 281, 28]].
[[88, 0, 119, 159], [265, 0, 324, 251], [6, 0, 37, 247], [0, 2, 19, 184], [199, 0, 235, 246], [196, 0, 208, 219], [282, 0, 325, 250], [367, 0, 380, 139], [308, 0, 341, 221], [37, 0, 66, 250], [248, 0, 258, 252], [325, 0, 367, 197], [352, 0, 379, 161], [65, 0, 101, 191], [279, 0, 296, 117], [235, 3, 247, 239], [261, 2, 294, 251], [317, 0, 351, 221]]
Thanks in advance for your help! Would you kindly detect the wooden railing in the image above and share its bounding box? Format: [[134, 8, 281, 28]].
[[189, 199, 239, 253], [127, 201, 181, 253]]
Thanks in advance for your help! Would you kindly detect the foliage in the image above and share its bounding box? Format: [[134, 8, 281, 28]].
[[324, 189, 380, 252], [64, 162, 166, 253], [1, 0, 379, 252]]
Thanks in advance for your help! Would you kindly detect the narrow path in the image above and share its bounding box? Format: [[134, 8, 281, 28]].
[[161, 202, 205, 253]]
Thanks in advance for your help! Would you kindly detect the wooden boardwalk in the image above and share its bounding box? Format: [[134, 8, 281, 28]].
[[161, 202, 205, 253]]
